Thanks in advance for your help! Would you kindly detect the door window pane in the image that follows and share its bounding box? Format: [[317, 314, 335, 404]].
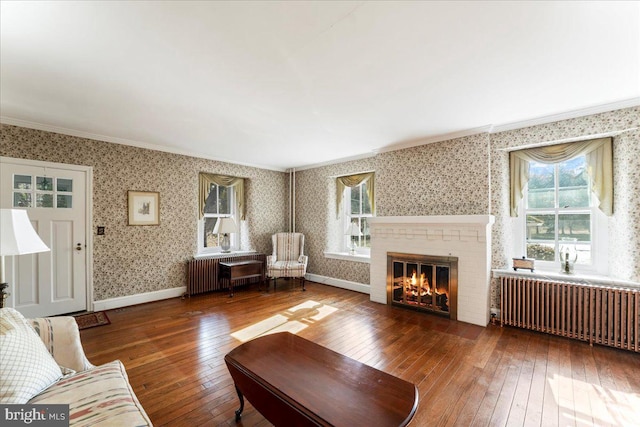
[[14, 192, 32, 207], [57, 195, 72, 208], [57, 179, 73, 192], [14, 175, 31, 190], [36, 176, 54, 191], [37, 194, 54, 208]]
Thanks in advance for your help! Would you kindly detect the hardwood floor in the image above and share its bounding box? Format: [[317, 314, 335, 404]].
[[80, 282, 640, 426]]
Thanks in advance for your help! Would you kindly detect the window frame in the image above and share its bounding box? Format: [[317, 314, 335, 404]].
[[514, 156, 608, 275], [197, 183, 239, 255], [342, 181, 373, 255]]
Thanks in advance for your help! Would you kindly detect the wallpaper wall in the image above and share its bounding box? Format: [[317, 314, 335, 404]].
[[0, 124, 288, 301], [1, 105, 637, 308], [295, 106, 640, 308]]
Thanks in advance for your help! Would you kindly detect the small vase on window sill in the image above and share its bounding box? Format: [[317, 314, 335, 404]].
[[559, 245, 577, 274]]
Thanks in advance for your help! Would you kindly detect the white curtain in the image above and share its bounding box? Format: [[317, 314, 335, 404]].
[[509, 137, 613, 217]]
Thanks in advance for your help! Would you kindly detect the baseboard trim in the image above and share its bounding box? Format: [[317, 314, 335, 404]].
[[92, 287, 186, 311], [306, 273, 370, 294]]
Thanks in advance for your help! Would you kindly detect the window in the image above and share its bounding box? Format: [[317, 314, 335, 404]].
[[201, 183, 236, 252], [516, 156, 607, 273], [337, 172, 375, 255], [13, 174, 73, 208], [510, 138, 612, 275], [198, 173, 244, 254], [344, 180, 373, 253]]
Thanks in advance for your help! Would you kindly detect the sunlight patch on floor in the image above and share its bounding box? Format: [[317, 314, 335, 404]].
[[230, 300, 338, 343], [549, 374, 640, 426]]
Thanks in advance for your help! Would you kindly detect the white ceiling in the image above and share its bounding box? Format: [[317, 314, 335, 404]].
[[1, 1, 639, 171]]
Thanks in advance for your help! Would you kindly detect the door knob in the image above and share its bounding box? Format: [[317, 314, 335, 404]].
[[76, 243, 82, 251]]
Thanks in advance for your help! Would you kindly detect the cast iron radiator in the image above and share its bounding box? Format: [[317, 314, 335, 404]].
[[187, 253, 266, 296], [500, 276, 639, 353]]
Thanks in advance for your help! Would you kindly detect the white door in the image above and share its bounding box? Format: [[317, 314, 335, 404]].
[[0, 158, 90, 317]]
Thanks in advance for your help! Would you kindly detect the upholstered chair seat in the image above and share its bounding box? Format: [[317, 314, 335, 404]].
[[266, 233, 308, 291]]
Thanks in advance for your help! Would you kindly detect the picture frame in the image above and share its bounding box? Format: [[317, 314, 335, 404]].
[[128, 191, 160, 225]]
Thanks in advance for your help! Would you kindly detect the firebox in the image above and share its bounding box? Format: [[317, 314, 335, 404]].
[[387, 252, 458, 320]]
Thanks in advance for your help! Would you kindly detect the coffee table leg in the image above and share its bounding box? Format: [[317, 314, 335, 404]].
[[234, 385, 244, 421]]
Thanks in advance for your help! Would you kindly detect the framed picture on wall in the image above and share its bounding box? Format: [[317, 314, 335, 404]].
[[128, 191, 160, 225]]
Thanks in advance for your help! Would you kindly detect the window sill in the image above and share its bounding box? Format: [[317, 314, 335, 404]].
[[324, 251, 370, 264], [194, 250, 258, 260], [492, 268, 640, 289]]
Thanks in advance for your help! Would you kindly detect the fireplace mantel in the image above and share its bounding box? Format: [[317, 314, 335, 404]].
[[369, 215, 494, 326], [369, 215, 495, 226]]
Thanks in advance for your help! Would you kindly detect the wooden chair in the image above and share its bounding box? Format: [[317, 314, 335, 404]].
[[266, 233, 308, 291]]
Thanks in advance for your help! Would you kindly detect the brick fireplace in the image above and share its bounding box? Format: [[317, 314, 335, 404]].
[[369, 215, 494, 326]]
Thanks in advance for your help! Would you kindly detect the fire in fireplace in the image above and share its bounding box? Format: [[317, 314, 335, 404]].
[[387, 252, 458, 320]]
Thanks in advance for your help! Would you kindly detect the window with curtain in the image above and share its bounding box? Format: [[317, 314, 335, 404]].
[[198, 173, 244, 254], [337, 172, 375, 254], [510, 138, 612, 274]]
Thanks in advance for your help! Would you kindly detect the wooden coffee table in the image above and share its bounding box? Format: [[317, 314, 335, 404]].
[[224, 332, 418, 426]]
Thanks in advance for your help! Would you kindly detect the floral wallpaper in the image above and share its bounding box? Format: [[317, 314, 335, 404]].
[[490, 106, 640, 306], [295, 105, 640, 309], [2, 105, 638, 309], [0, 124, 288, 301]]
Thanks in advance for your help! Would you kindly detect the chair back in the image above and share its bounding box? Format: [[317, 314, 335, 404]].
[[272, 233, 305, 262]]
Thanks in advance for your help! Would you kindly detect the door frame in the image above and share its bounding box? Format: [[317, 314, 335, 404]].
[[0, 156, 94, 313]]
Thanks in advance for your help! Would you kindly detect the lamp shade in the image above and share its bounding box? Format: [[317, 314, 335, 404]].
[[0, 209, 50, 256], [213, 217, 238, 234], [345, 222, 362, 237]]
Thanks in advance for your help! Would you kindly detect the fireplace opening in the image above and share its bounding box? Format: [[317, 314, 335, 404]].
[[387, 252, 458, 320]]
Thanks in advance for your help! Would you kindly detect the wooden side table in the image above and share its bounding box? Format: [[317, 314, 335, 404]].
[[219, 260, 265, 297]]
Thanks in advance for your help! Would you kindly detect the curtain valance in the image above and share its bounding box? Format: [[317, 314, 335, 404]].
[[509, 137, 613, 217], [199, 173, 245, 220], [335, 172, 375, 219]]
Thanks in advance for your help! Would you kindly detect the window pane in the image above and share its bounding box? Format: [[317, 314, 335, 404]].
[[360, 217, 371, 248], [14, 175, 31, 190], [526, 214, 555, 241], [218, 186, 231, 215], [57, 178, 73, 192], [14, 192, 31, 207], [527, 162, 555, 209], [204, 184, 218, 214], [204, 217, 220, 248], [527, 243, 555, 261], [558, 213, 590, 242], [575, 244, 592, 265], [558, 157, 589, 208], [37, 194, 54, 208], [36, 176, 54, 191], [56, 195, 72, 208], [350, 185, 361, 214], [361, 182, 371, 214]]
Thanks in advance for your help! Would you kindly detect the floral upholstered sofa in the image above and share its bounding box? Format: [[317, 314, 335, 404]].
[[0, 308, 152, 426]]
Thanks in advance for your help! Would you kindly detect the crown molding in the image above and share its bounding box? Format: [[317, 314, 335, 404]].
[[0, 116, 287, 172], [3, 97, 637, 173], [490, 97, 640, 134]]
